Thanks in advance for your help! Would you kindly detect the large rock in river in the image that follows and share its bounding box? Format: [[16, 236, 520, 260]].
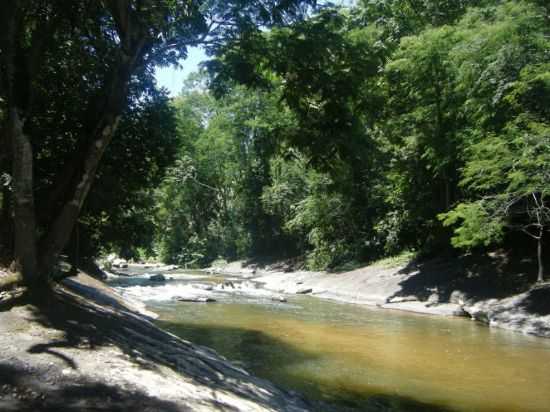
[[149, 274, 166, 282], [464, 284, 550, 337]]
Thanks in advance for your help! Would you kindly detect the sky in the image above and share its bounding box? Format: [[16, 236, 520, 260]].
[[154, 47, 207, 97], [153, 0, 356, 97]]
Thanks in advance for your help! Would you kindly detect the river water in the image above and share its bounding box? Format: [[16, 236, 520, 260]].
[[109, 271, 550, 412]]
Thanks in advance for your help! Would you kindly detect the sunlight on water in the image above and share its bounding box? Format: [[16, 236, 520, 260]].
[[113, 275, 550, 412]]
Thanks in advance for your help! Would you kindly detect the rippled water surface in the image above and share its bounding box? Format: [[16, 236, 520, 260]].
[[110, 273, 550, 412]]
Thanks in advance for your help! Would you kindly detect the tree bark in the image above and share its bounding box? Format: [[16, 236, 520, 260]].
[[537, 231, 544, 283], [10, 109, 39, 284], [0, 186, 13, 252], [38, 46, 144, 274], [0, 126, 13, 248], [38, 112, 123, 274]]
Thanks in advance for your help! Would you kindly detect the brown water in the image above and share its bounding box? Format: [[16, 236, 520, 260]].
[[114, 275, 550, 411]]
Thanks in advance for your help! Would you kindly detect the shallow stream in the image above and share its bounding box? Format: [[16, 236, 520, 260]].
[[109, 271, 550, 412]]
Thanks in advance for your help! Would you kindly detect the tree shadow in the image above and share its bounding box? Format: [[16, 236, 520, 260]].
[[0, 290, 27, 312], [388, 253, 541, 304], [12, 277, 313, 411], [519, 284, 550, 316], [0, 362, 189, 412], [156, 319, 321, 377], [158, 321, 456, 412], [27, 342, 78, 370], [316, 390, 457, 412]]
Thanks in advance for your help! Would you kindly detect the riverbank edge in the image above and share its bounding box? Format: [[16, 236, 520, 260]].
[[0, 271, 315, 411], [205, 260, 550, 339]]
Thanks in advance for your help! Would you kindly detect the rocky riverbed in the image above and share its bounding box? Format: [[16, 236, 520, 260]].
[[0, 273, 315, 411], [206, 259, 550, 339], [104, 257, 550, 339]]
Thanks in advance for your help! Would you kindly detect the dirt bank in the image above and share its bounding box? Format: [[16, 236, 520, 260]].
[[0, 273, 314, 411]]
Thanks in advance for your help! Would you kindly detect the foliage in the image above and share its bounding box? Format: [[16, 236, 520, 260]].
[[370, 250, 417, 269], [3, 0, 545, 280], [153, 0, 549, 279], [0, 0, 317, 281]]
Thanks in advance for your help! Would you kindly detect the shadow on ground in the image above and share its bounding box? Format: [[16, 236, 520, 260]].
[[0, 362, 187, 412], [520, 285, 550, 316], [0, 273, 462, 412], [156, 319, 321, 373], [1, 277, 313, 411], [390, 253, 544, 303]]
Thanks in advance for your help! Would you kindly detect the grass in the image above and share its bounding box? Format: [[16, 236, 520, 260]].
[[370, 250, 417, 269], [329, 250, 417, 273], [329, 260, 365, 273]]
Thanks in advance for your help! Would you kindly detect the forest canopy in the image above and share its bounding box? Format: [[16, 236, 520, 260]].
[[1, 0, 548, 284], [156, 0, 550, 280]]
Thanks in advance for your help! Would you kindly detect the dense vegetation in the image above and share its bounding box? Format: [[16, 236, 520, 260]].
[[154, 0, 549, 280], [0, 0, 315, 287], [1, 0, 548, 284]]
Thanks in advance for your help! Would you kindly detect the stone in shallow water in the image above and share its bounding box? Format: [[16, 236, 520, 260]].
[[295, 288, 313, 295], [192, 283, 214, 291], [149, 274, 166, 282], [178, 296, 216, 303]]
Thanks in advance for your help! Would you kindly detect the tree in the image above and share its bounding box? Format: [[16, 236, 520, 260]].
[[440, 115, 550, 283], [0, 0, 315, 287], [439, 1, 550, 283], [152, 0, 550, 274]]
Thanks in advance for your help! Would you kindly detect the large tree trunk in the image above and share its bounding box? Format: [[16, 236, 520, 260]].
[[0, 128, 13, 250], [38, 112, 123, 275], [537, 231, 544, 283], [10, 109, 39, 284], [35, 2, 151, 276], [38, 50, 142, 275]]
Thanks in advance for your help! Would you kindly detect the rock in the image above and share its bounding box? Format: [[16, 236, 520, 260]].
[[192, 283, 214, 291], [223, 281, 235, 289], [450, 290, 468, 305], [112, 258, 128, 268], [149, 274, 166, 282], [452, 306, 469, 317], [296, 281, 304, 285], [426, 292, 440, 307], [271, 296, 287, 303], [242, 281, 259, 289], [464, 303, 491, 323], [178, 296, 216, 303], [295, 287, 313, 295], [387, 295, 418, 304]]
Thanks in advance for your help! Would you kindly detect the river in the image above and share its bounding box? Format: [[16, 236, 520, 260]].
[[108, 270, 550, 412]]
